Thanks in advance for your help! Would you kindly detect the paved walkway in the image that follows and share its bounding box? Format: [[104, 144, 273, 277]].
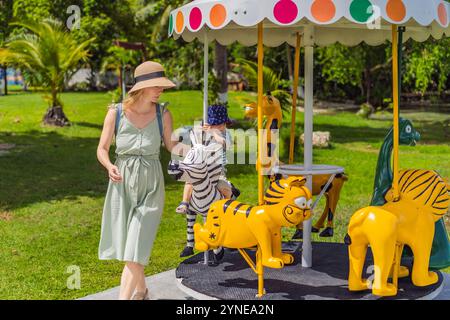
[[79, 270, 450, 300]]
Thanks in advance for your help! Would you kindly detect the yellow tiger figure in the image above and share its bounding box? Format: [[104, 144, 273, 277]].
[[194, 176, 313, 269], [347, 169, 450, 296]]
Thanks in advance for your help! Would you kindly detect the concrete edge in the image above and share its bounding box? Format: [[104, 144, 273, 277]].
[[417, 273, 445, 300], [175, 278, 218, 300]]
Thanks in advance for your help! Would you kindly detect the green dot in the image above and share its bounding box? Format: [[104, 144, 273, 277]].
[[169, 14, 174, 34], [350, 0, 373, 23]]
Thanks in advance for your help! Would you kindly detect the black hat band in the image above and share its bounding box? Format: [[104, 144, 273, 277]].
[[134, 71, 166, 84]]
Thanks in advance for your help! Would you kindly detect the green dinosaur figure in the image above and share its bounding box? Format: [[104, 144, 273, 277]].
[[371, 118, 450, 270]]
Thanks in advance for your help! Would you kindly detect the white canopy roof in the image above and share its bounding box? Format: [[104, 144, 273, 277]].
[[169, 0, 450, 46]]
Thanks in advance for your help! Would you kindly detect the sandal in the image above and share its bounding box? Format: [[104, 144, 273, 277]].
[[131, 288, 150, 300], [175, 201, 189, 214]]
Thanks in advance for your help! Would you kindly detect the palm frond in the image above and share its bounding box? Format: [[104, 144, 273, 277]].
[[3, 18, 91, 107], [237, 58, 292, 113]]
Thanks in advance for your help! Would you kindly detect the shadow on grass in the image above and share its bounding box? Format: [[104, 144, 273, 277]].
[[72, 121, 104, 130], [0, 130, 181, 211], [0, 115, 446, 211]]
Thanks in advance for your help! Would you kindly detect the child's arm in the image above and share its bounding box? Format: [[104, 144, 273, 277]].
[[203, 125, 226, 146]]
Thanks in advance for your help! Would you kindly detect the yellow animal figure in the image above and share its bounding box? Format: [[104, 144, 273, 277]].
[[244, 93, 282, 170], [347, 169, 450, 296], [194, 176, 313, 269], [245, 95, 348, 237], [269, 173, 348, 238]]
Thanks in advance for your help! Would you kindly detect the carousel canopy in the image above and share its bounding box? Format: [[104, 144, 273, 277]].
[[169, 0, 450, 46]]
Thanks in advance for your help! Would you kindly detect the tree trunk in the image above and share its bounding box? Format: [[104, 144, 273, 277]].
[[43, 106, 70, 127], [2, 65, 7, 96], [118, 66, 123, 100], [88, 66, 97, 91], [214, 42, 228, 104], [43, 86, 70, 126], [364, 67, 371, 104]]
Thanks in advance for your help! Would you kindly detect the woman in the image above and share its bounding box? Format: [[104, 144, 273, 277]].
[[97, 61, 187, 300]]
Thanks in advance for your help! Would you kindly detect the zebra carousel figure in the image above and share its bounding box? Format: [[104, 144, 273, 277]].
[[168, 127, 240, 263]]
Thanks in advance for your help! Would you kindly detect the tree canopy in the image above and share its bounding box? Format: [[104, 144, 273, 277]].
[[0, 0, 449, 107]]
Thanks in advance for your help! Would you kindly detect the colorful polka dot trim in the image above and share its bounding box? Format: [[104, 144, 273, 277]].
[[210, 4, 227, 27], [273, 0, 299, 24], [350, 0, 374, 23], [438, 2, 448, 26], [311, 0, 336, 23], [189, 7, 202, 30], [386, 0, 406, 22], [170, 0, 450, 35], [176, 11, 184, 33]]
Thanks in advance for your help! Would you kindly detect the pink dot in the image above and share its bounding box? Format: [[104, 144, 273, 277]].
[[189, 7, 202, 30], [274, 0, 299, 24]]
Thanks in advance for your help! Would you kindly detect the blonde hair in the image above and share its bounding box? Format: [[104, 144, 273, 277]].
[[122, 89, 146, 110]]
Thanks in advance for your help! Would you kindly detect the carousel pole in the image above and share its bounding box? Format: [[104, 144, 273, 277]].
[[302, 26, 314, 268], [203, 31, 209, 124], [257, 22, 264, 205], [257, 21, 265, 298], [289, 33, 302, 164], [391, 25, 400, 201], [203, 31, 210, 265]]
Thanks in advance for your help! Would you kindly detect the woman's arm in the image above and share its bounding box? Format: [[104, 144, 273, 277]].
[[97, 107, 122, 182], [162, 109, 190, 157]]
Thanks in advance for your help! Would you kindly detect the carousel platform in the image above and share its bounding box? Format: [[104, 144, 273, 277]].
[[176, 242, 444, 300]]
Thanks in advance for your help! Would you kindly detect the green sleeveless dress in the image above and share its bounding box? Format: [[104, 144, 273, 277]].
[[98, 104, 165, 266]]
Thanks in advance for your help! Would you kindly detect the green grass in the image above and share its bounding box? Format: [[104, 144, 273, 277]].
[[0, 90, 449, 299]]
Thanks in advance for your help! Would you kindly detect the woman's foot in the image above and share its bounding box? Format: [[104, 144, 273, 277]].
[[131, 288, 150, 300], [176, 201, 189, 214]]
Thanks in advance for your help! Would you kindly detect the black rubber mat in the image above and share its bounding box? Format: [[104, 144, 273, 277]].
[[176, 242, 443, 300]]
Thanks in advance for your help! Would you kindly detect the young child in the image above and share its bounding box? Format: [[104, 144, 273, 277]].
[[176, 104, 233, 214]]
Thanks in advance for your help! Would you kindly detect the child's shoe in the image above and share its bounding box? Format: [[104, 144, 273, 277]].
[[175, 201, 189, 214]]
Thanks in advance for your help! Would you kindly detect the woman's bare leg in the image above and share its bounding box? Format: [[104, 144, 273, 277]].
[[134, 264, 147, 294], [119, 262, 145, 299]]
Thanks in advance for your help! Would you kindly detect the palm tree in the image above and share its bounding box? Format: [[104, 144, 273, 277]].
[[0, 19, 94, 126], [101, 45, 141, 102], [236, 58, 292, 113]]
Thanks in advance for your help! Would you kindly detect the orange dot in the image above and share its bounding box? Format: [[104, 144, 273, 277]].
[[210, 4, 226, 27], [176, 11, 185, 33], [438, 3, 448, 26], [311, 0, 336, 23], [386, 0, 406, 22]]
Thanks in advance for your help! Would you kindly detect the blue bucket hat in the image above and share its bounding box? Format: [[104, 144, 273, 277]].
[[207, 104, 232, 126]]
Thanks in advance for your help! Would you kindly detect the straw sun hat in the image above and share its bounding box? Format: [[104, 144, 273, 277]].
[[128, 61, 176, 93]]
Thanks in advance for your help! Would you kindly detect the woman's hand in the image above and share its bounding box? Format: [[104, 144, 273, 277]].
[[108, 165, 123, 182]]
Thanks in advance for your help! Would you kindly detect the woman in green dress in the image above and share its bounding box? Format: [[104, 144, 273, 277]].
[[97, 61, 187, 300]]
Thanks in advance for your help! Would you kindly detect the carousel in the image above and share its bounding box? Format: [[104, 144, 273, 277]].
[[167, 0, 450, 300]]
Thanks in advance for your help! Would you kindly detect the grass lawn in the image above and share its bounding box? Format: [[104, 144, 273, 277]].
[[0, 90, 449, 299]]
